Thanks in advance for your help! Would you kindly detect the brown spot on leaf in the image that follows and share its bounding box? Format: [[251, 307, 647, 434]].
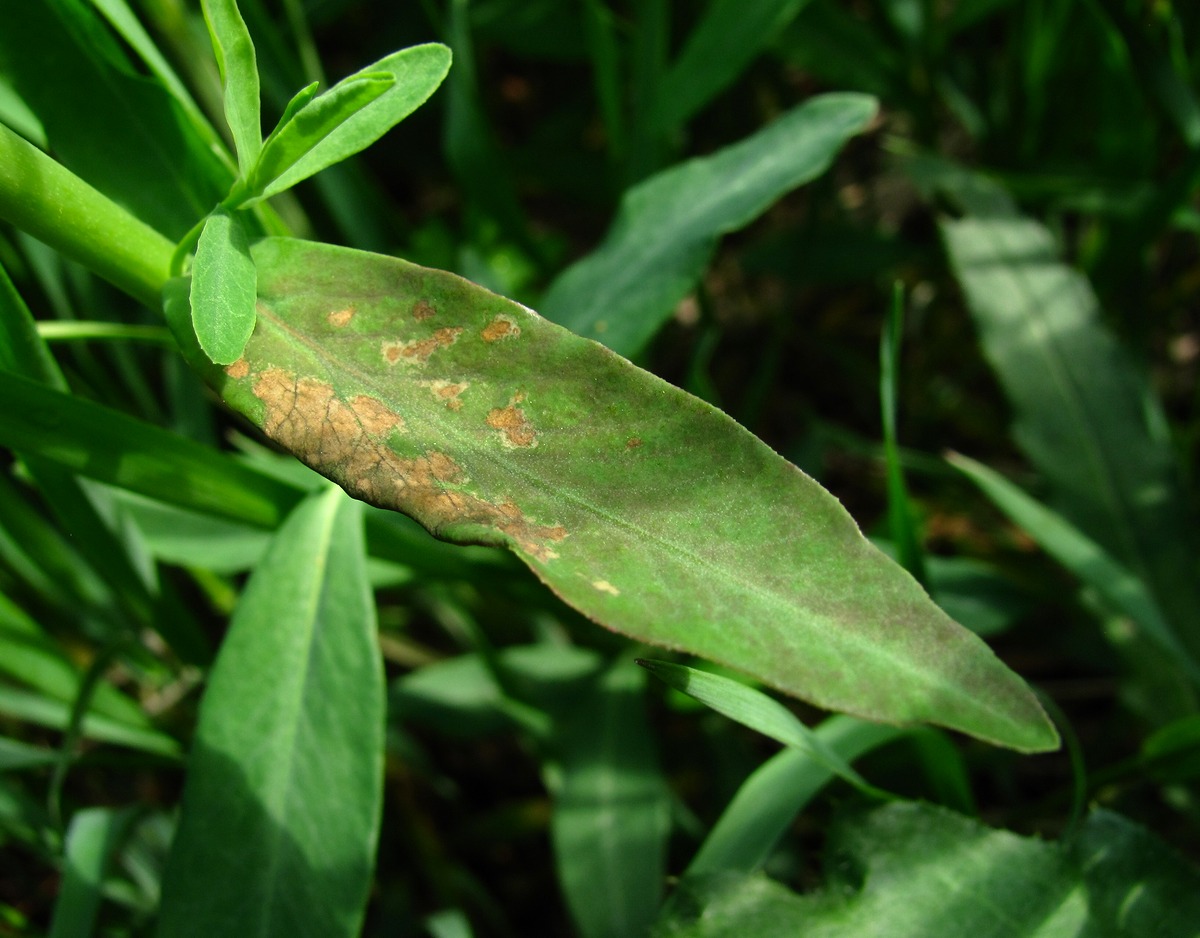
[[412, 300, 436, 321], [625, 437, 642, 450], [327, 307, 355, 328], [487, 402, 537, 448], [593, 580, 620, 596], [481, 315, 520, 342], [422, 380, 470, 411], [225, 358, 250, 380], [252, 367, 564, 560], [382, 327, 463, 365]]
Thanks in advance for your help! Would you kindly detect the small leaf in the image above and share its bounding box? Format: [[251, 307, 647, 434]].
[[241, 43, 451, 205], [48, 807, 136, 938], [189, 207, 257, 365], [157, 486, 384, 938], [639, 660, 891, 800], [200, 0, 261, 174], [243, 74, 393, 204], [167, 237, 1058, 752]]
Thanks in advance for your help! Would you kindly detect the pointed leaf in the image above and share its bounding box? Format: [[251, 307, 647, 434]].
[[167, 236, 1056, 751], [157, 487, 383, 937], [243, 44, 451, 205], [541, 93, 877, 356], [244, 74, 393, 203], [200, 0, 261, 174], [190, 207, 257, 365]]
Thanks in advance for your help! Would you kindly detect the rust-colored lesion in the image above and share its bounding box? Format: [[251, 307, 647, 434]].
[[326, 307, 355, 328], [225, 358, 250, 380], [481, 315, 520, 342], [412, 299, 436, 321], [251, 367, 565, 560], [421, 380, 470, 411], [382, 327, 463, 365], [625, 437, 643, 451], [487, 400, 537, 448]]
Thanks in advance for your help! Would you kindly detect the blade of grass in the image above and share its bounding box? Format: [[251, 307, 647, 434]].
[[47, 807, 137, 938]]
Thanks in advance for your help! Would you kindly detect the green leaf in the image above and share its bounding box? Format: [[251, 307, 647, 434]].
[[685, 716, 903, 877], [190, 207, 258, 365], [0, 369, 300, 529], [653, 0, 815, 134], [551, 658, 670, 938], [0, 736, 58, 772], [541, 93, 877, 356], [244, 74, 392, 202], [948, 452, 1200, 684], [243, 44, 451, 205], [48, 807, 136, 938], [639, 660, 891, 799], [939, 199, 1200, 660], [0, 0, 231, 239], [157, 487, 383, 937], [660, 805, 1200, 937], [200, 0, 261, 175], [167, 236, 1057, 752], [0, 684, 178, 757]]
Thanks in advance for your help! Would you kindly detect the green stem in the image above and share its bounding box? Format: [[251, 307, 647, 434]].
[[0, 123, 175, 308]]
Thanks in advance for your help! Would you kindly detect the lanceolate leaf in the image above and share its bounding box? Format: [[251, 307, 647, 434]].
[[166, 237, 1057, 752], [201, 0, 261, 175]]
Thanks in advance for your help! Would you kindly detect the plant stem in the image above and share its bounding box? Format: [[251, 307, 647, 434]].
[[0, 123, 175, 307]]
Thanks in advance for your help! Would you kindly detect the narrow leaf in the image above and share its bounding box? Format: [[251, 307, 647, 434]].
[[157, 487, 384, 938], [685, 716, 902, 877], [948, 452, 1200, 683], [190, 207, 257, 365], [200, 0, 261, 174], [541, 93, 877, 356], [243, 44, 451, 204], [245, 74, 393, 203], [639, 660, 890, 799], [551, 659, 670, 938], [654, 0, 814, 133], [166, 236, 1056, 752], [48, 807, 136, 938]]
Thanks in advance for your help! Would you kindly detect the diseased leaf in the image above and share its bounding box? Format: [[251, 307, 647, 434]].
[[541, 93, 876, 357], [190, 207, 257, 365], [166, 237, 1055, 752]]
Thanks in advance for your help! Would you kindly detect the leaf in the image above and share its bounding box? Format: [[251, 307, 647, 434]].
[[685, 716, 902, 877], [948, 452, 1200, 684], [200, 0, 261, 175], [190, 207, 258, 365], [157, 486, 384, 938], [243, 43, 451, 205], [639, 660, 891, 799], [653, 0, 815, 134], [48, 807, 136, 938], [244, 74, 393, 202], [541, 93, 877, 357], [939, 200, 1200, 660], [551, 658, 670, 938], [166, 236, 1056, 752], [659, 805, 1200, 937]]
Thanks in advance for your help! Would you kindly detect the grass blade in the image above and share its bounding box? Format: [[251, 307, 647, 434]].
[[157, 486, 384, 937], [48, 807, 136, 938]]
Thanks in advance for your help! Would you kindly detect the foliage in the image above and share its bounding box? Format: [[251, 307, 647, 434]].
[[0, 0, 1198, 935]]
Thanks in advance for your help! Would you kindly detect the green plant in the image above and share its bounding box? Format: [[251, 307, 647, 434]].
[[0, 1, 1198, 935]]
